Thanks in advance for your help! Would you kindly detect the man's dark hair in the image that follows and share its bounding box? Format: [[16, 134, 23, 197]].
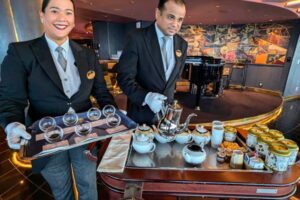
[[41, 0, 75, 13], [157, 0, 186, 11]]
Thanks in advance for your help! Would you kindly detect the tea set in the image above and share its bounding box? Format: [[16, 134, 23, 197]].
[[130, 100, 228, 165]]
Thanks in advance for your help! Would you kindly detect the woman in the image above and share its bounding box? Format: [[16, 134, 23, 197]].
[[0, 0, 116, 199]]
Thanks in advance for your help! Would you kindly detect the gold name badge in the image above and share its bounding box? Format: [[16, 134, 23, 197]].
[[176, 50, 182, 58], [87, 70, 96, 80]]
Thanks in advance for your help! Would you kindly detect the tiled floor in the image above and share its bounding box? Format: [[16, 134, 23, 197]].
[[0, 96, 299, 200]]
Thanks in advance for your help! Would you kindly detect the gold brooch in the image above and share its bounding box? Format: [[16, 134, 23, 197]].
[[87, 70, 96, 80], [176, 50, 182, 57]]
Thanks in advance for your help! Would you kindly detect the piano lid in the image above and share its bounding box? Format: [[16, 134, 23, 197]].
[[185, 56, 224, 65]]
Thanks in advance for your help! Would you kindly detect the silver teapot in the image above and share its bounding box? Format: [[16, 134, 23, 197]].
[[156, 100, 197, 139]]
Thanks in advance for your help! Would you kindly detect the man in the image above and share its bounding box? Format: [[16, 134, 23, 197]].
[[117, 0, 187, 125], [0, 0, 116, 199]]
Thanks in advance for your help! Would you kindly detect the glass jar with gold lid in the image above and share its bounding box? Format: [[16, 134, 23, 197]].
[[254, 123, 269, 132], [224, 126, 237, 142], [246, 127, 264, 148], [265, 143, 291, 171], [280, 139, 299, 165], [255, 135, 276, 157], [268, 129, 284, 141]]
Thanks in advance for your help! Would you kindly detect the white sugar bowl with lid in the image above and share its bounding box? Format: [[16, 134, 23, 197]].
[[192, 125, 211, 146]]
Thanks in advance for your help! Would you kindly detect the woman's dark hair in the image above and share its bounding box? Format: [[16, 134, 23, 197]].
[[158, 0, 186, 11], [41, 0, 75, 13]]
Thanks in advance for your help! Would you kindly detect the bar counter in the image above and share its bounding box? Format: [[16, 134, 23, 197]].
[[97, 129, 300, 199]]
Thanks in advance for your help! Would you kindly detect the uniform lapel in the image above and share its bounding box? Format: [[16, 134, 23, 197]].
[[144, 24, 166, 82], [30, 36, 64, 92], [69, 40, 91, 98]]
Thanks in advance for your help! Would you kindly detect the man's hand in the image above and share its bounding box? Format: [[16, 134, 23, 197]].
[[144, 92, 167, 113], [5, 122, 31, 150]]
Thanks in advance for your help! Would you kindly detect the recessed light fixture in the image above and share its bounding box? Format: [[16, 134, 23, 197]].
[[216, 5, 220, 8], [114, 8, 121, 11], [130, 0, 135, 4], [285, 0, 300, 7], [269, 19, 273, 22]]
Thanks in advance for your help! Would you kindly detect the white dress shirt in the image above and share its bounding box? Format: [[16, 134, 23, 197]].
[[155, 23, 176, 81]]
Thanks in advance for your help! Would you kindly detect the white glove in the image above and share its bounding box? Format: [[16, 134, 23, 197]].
[[144, 92, 167, 114], [5, 122, 31, 150]]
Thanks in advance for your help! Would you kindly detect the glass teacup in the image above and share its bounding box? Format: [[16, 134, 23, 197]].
[[102, 105, 116, 117], [75, 120, 92, 137], [106, 113, 121, 128], [63, 111, 78, 126], [39, 116, 56, 132], [87, 107, 102, 121], [44, 125, 64, 143]]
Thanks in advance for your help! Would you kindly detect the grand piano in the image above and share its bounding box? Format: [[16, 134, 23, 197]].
[[185, 56, 225, 110]]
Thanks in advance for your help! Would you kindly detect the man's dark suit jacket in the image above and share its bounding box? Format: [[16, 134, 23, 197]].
[[0, 35, 116, 172], [117, 23, 187, 125]]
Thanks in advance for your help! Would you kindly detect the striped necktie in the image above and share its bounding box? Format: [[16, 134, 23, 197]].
[[56, 46, 67, 71], [161, 36, 170, 71]]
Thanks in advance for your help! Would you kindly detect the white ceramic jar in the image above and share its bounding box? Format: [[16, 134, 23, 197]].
[[224, 126, 237, 142], [265, 143, 291, 172], [280, 139, 299, 165], [268, 129, 284, 141], [255, 135, 276, 157], [246, 127, 264, 148]]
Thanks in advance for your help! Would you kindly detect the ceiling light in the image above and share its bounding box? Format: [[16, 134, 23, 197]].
[[285, 0, 300, 7], [216, 5, 220, 8], [114, 8, 121, 11]]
